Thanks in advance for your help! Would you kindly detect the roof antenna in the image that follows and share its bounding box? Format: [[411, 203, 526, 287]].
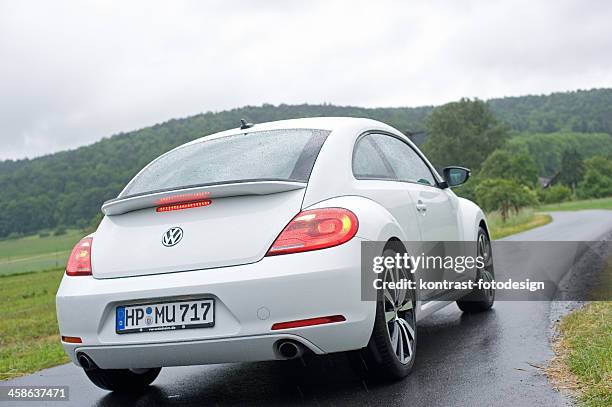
[[240, 119, 254, 130]]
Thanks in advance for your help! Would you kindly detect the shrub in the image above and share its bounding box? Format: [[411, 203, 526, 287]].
[[538, 185, 572, 204]]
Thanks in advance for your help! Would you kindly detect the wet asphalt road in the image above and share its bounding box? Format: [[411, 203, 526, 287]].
[[4, 210, 612, 407]]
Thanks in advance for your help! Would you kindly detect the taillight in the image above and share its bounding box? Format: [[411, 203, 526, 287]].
[[66, 237, 93, 276], [266, 208, 358, 256]]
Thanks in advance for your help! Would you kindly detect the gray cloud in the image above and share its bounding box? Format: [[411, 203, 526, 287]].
[[1, 0, 611, 159]]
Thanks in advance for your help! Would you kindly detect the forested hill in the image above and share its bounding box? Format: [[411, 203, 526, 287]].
[[1, 88, 611, 238], [0, 104, 433, 237], [488, 89, 612, 133]]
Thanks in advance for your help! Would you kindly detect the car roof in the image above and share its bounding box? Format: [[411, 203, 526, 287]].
[[182, 117, 400, 147]]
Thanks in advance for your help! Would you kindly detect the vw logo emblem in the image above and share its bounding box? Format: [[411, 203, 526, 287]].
[[162, 227, 183, 247]]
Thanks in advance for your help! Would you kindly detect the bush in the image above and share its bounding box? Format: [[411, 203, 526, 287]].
[[53, 227, 67, 236], [38, 231, 50, 238], [538, 185, 572, 204]]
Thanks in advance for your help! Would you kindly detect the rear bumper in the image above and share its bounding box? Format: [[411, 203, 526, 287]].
[[56, 238, 375, 369], [76, 334, 323, 369]]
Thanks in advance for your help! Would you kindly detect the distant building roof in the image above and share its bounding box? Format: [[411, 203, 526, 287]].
[[539, 172, 560, 188]]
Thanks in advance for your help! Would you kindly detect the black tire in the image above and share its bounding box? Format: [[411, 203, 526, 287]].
[[457, 226, 495, 313], [352, 243, 417, 381], [84, 367, 161, 392]]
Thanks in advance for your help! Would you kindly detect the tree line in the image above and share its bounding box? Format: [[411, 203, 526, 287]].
[[1, 89, 612, 238]]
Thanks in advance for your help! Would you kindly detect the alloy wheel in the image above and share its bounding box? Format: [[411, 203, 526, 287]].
[[382, 260, 416, 364], [477, 233, 495, 300]]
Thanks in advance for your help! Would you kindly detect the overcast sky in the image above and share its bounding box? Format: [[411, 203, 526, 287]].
[[1, 0, 612, 160]]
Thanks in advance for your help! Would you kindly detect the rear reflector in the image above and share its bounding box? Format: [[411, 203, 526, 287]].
[[266, 207, 358, 256], [61, 336, 82, 344], [271, 315, 346, 330], [157, 199, 212, 212], [66, 237, 93, 276]]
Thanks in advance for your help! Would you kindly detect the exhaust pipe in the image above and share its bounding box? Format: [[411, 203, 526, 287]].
[[77, 353, 96, 370], [276, 340, 306, 359]]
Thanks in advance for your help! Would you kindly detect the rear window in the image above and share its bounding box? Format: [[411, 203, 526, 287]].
[[120, 128, 330, 198]]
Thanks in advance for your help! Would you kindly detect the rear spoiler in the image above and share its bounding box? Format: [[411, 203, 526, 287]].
[[101, 180, 307, 216]]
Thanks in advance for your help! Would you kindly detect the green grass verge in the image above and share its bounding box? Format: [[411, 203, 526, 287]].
[[488, 196, 612, 239], [556, 302, 612, 406], [0, 269, 68, 380], [0, 230, 84, 276], [487, 209, 553, 240], [538, 197, 612, 212]]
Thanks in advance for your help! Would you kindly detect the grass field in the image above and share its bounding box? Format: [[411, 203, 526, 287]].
[[0, 230, 84, 276], [0, 269, 68, 380], [549, 302, 612, 407], [487, 209, 552, 239], [547, 243, 612, 406], [538, 197, 612, 212]]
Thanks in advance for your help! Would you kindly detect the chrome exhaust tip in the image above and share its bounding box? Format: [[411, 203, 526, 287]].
[[77, 353, 96, 370], [276, 340, 305, 359]]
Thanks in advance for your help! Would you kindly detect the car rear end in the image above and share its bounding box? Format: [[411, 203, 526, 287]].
[[56, 125, 374, 370]]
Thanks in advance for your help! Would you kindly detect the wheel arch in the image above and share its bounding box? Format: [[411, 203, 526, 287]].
[[457, 197, 489, 241], [479, 218, 491, 239]]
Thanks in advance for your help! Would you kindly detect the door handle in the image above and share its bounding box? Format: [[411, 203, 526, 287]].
[[416, 200, 427, 214]]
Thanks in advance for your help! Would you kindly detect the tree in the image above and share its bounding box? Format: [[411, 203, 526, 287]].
[[422, 98, 508, 171], [475, 179, 538, 221], [2, 90, 612, 239], [480, 149, 539, 187], [577, 156, 612, 199], [558, 148, 584, 191]]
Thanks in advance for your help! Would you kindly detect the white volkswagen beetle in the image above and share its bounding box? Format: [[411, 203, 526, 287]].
[[56, 117, 494, 392]]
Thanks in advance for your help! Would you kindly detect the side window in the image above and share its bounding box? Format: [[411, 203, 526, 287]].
[[352, 136, 393, 179], [371, 134, 436, 186]]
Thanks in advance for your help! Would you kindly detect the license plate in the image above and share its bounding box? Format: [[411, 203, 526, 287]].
[[116, 298, 214, 334]]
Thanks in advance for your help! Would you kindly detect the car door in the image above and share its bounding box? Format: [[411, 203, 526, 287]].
[[368, 133, 464, 299], [366, 133, 460, 241], [352, 133, 435, 299], [352, 133, 423, 243]]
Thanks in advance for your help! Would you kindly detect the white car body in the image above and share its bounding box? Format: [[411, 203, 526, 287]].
[[56, 117, 488, 371]]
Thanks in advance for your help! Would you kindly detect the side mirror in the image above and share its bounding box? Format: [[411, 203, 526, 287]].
[[442, 166, 470, 187]]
